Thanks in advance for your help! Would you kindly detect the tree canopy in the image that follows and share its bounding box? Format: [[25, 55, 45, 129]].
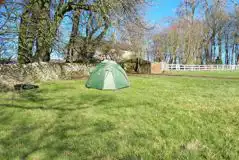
[[0, 0, 149, 64], [151, 0, 239, 65]]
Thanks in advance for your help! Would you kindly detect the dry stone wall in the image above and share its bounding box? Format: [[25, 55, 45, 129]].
[[0, 62, 91, 91]]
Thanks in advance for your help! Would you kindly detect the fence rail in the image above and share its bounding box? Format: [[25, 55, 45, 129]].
[[165, 64, 239, 71]]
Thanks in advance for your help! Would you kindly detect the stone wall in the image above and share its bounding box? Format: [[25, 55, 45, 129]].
[[0, 62, 91, 91]]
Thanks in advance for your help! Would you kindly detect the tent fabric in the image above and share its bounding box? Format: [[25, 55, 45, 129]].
[[85, 60, 129, 90]]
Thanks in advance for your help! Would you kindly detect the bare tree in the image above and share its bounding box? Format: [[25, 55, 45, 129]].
[[16, 0, 149, 64], [151, 0, 238, 65]]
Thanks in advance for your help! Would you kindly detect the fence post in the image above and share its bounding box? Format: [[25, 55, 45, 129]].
[[160, 62, 167, 71]]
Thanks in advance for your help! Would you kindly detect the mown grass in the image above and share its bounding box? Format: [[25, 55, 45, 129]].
[[169, 71, 239, 78], [0, 75, 239, 160]]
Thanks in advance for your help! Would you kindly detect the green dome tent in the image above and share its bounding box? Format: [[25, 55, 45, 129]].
[[85, 60, 130, 90]]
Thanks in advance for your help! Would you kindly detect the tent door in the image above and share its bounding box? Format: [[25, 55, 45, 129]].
[[103, 71, 116, 89]]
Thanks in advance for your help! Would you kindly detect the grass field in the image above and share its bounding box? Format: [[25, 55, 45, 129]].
[[0, 74, 239, 159], [168, 71, 239, 78]]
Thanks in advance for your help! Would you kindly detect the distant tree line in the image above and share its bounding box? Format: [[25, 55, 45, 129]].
[[152, 0, 239, 65]]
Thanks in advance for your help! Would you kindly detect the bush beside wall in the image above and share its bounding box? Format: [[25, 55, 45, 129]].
[[120, 59, 151, 74]]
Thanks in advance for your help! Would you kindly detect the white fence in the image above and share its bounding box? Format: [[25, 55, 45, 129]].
[[164, 64, 239, 71]]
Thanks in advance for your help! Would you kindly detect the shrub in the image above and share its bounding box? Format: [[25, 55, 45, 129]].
[[0, 57, 16, 64], [215, 57, 223, 64]]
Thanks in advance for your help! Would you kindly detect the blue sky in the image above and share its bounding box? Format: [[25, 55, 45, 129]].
[[144, 0, 181, 24]]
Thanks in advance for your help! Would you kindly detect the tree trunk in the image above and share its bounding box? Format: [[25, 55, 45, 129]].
[[205, 43, 210, 64], [35, 4, 52, 62], [66, 10, 81, 62], [237, 52, 239, 65], [18, 0, 52, 63], [210, 29, 216, 63], [232, 43, 235, 65], [147, 49, 150, 61], [225, 47, 229, 64], [225, 35, 229, 64], [218, 34, 222, 60], [18, 8, 34, 64], [212, 37, 216, 63], [135, 58, 140, 73], [235, 44, 239, 65]]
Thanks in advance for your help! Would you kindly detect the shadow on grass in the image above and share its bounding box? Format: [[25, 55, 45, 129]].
[[0, 112, 119, 159], [18, 89, 48, 102], [93, 120, 116, 132], [0, 93, 116, 111], [0, 83, 117, 109], [0, 103, 90, 111], [0, 87, 121, 159]]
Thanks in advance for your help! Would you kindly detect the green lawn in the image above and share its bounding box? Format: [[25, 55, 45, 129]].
[[0, 75, 239, 160], [168, 71, 239, 78]]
